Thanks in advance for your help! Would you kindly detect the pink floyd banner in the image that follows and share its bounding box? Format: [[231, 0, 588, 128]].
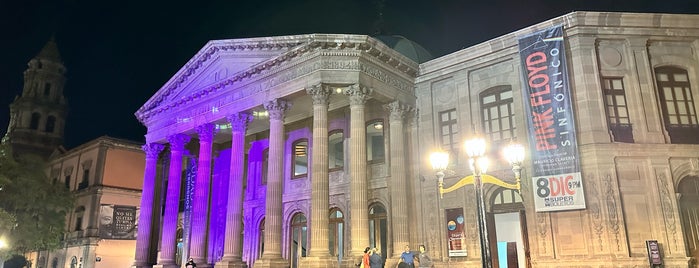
[[517, 25, 586, 212], [445, 208, 468, 257]]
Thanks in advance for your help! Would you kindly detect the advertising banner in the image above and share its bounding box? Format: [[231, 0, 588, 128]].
[[445, 208, 468, 257], [99, 204, 138, 239], [517, 25, 586, 212]]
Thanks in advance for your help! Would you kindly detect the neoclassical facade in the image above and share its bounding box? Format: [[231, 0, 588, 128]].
[[135, 12, 699, 268]]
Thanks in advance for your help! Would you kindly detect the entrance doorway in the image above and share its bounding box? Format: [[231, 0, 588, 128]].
[[369, 203, 388, 260], [289, 213, 307, 268], [489, 188, 530, 268]]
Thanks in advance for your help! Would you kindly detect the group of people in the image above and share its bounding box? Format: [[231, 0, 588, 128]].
[[360, 244, 432, 268]]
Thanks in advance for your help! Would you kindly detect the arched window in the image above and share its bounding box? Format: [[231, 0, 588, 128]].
[[329, 208, 345, 260], [30, 113, 41, 130], [480, 86, 515, 146], [289, 213, 307, 268], [369, 203, 387, 260], [655, 66, 699, 144], [70, 257, 77, 268], [45, 116, 56, 133], [51, 258, 58, 268], [292, 139, 308, 178], [366, 120, 385, 163], [329, 130, 344, 170]]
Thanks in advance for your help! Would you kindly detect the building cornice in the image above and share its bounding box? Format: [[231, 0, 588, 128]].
[[135, 34, 419, 125]]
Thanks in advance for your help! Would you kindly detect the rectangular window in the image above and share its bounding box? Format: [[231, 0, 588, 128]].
[[481, 86, 516, 147], [328, 131, 344, 170], [65, 175, 71, 190], [44, 83, 51, 96], [602, 77, 634, 143], [366, 120, 385, 163], [655, 67, 699, 144], [78, 169, 89, 190], [438, 109, 458, 160]]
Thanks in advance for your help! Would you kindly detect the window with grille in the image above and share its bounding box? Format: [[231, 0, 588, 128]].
[[481, 86, 516, 145], [655, 67, 699, 144], [602, 77, 634, 143]]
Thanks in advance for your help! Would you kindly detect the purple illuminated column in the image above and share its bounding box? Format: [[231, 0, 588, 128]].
[[257, 99, 291, 267], [134, 143, 164, 268], [190, 124, 217, 266], [216, 112, 252, 268], [344, 84, 371, 258], [307, 85, 332, 258], [387, 101, 411, 257], [158, 134, 191, 267]]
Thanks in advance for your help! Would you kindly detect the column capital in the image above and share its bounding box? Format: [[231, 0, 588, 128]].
[[264, 98, 292, 120], [306, 84, 332, 105], [167, 134, 191, 152], [196, 123, 217, 142], [227, 112, 254, 132], [344, 84, 372, 106], [386, 101, 415, 122], [142, 143, 164, 159]]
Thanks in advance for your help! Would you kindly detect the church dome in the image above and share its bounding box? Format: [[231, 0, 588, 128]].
[[374, 35, 433, 63]]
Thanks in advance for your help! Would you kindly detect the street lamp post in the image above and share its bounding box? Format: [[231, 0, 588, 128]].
[[430, 139, 525, 268], [465, 137, 491, 268]]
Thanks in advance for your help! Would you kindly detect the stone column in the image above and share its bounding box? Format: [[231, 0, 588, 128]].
[[256, 99, 291, 268], [134, 143, 164, 268], [190, 124, 217, 267], [307, 85, 333, 260], [387, 101, 410, 257], [345, 84, 372, 258], [216, 113, 253, 268], [157, 134, 191, 268]]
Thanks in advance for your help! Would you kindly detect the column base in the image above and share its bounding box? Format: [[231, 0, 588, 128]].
[[298, 256, 339, 268], [254, 257, 289, 268], [131, 261, 153, 268], [214, 258, 248, 268], [153, 263, 179, 268]]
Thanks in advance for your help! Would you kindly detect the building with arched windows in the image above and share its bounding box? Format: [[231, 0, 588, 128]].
[[134, 12, 699, 268]]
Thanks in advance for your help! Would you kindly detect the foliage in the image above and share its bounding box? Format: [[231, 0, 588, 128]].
[[0, 142, 74, 254]]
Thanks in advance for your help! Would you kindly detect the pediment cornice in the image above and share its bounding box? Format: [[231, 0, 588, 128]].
[[136, 34, 419, 125]]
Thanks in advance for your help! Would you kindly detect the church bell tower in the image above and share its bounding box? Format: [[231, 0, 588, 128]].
[[4, 37, 68, 158]]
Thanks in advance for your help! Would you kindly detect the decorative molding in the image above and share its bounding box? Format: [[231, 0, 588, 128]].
[[656, 171, 679, 251], [537, 212, 548, 255], [588, 176, 605, 252], [142, 143, 164, 159], [195, 123, 217, 142], [604, 174, 621, 251], [227, 112, 253, 132], [386, 101, 415, 122], [136, 37, 419, 123], [306, 84, 331, 106], [167, 134, 191, 151], [344, 84, 372, 106], [264, 99, 292, 120]]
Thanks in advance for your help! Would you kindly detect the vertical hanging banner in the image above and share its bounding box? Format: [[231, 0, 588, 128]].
[[445, 208, 468, 257], [517, 25, 586, 212]]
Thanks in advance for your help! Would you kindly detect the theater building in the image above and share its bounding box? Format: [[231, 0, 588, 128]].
[[134, 11, 699, 268]]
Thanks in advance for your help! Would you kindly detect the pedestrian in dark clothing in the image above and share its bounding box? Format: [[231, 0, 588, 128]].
[[185, 258, 197, 268], [417, 245, 433, 268], [369, 248, 383, 268]]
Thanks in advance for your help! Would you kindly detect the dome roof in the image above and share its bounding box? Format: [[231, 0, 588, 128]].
[[374, 35, 433, 63]]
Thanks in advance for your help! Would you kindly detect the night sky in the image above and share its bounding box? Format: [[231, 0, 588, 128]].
[[2, 0, 699, 149]]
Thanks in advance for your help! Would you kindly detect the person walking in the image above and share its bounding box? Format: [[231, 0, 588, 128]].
[[417, 245, 433, 268], [360, 246, 371, 268], [185, 258, 197, 268], [369, 248, 383, 268]]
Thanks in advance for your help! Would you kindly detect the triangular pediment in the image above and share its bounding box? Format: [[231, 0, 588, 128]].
[[136, 35, 314, 121]]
